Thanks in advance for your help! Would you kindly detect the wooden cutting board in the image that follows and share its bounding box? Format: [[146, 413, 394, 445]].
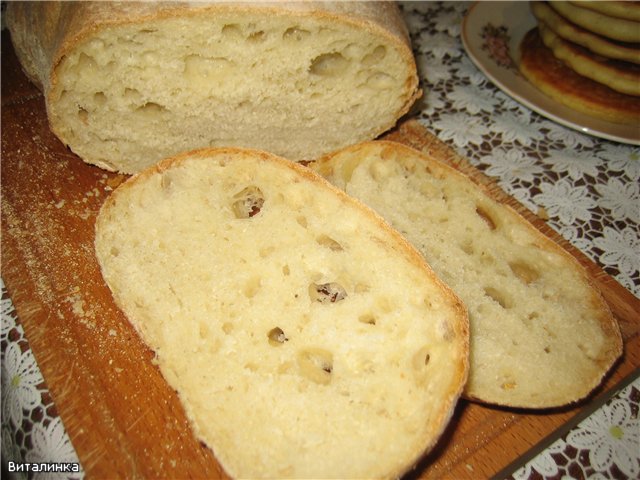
[[2, 30, 639, 479]]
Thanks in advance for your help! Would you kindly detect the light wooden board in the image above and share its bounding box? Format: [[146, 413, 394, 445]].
[[2, 31, 638, 479]]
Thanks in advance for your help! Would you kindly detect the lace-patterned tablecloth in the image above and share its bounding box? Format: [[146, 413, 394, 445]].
[[2, 2, 639, 479]]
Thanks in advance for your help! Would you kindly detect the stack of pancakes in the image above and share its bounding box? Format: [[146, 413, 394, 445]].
[[520, 1, 640, 125]]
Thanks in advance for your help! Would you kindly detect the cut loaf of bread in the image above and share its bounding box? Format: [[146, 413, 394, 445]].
[[94, 147, 468, 479], [311, 140, 622, 409], [6, 2, 420, 174]]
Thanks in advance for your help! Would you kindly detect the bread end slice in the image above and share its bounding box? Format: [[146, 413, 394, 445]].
[[312, 140, 622, 409]]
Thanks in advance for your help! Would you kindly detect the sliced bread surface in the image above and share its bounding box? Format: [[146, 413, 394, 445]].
[[94, 147, 468, 479], [311, 140, 622, 408]]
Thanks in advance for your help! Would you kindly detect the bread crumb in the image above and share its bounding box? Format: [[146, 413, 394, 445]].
[[537, 206, 549, 220]]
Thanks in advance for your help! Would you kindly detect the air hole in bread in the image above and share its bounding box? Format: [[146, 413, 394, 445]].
[[476, 205, 497, 230], [362, 45, 387, 65], [309, 282, 347, 303], [109, 246, 120, 257], [484, 286, 511, 309], [543, 325, 557, 339], [221, 23, 242, 38], [183, 54, 234, 79], [244, 362, 259, 372], [135, 101, 167, 117], [77, 107, 89, 124], [93, 91, 106, 105], [232, 186, 265, 218], [412, 347, 431, 371], [243, 277, 261, 298], [316, 234, 343, 251], [366, 71, 395, 90], [544, 346, 551, 354], [283, 26, 310, 41], [509, 260, 540, 284], [267, 327, 288, 345], [296, 216, 308, 228], [358, 313, 376, 325], [222, 322, 234, 334], [76, 52, 97, 71], [309, 52, 348, 76], [282, 264, 290, 276], [247, 30, 265, 43], [460, 240, 474, 256], [297, 348, 333, 385], [501, 381, 517, 390], [123, 87, 141, 102]]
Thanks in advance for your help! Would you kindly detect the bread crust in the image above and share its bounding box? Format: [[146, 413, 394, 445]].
[[312, 140, 623, 408], [95, 146, 469, 478]]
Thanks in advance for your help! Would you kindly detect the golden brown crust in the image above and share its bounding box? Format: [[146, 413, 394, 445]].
[[519, 28, 640, 124]]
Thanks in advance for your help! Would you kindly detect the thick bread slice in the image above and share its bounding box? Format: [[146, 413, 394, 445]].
[[311, 141, 622, 409], [6, 1, 420, 174], [94, 148, 468, 479]]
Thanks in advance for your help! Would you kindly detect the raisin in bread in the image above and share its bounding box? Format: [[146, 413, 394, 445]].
[[94, 147, 468, 479], [6, 1, 420, 174], [311, 140, 622, 409]]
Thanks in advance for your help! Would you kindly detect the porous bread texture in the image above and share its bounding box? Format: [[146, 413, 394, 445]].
[[6, 2, 420, 174], [312, 141, 623, 409], [94, 147, 468, 479]]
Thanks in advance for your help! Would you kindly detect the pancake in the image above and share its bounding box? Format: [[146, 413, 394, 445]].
[[519, 28, 640, 125], [549, 1, 640, 43], [538, 23, 640, 96], [570, 0, 640, 22], [531, 1, 640, 64]]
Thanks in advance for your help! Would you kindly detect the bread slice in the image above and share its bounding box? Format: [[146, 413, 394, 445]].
[[6, 2, 420, 174], [311, 140, 622, 409], [94, 147, 468, 479]]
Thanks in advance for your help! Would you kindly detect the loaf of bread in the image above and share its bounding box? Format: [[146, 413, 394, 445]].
[[311, 140, 623, 409], [94, 147, 468, 478], [6, 2, 420, 174]]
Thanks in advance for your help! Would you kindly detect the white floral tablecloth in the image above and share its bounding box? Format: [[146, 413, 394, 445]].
[[2, 2, 639, 479]]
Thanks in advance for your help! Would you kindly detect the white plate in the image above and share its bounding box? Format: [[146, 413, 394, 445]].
[[461, 1, 639, 145]]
